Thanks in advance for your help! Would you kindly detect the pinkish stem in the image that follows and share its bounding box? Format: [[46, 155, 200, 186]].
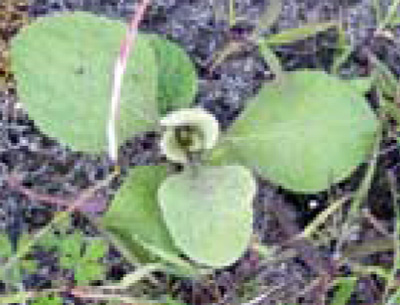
[[108, 0, 152, 162]]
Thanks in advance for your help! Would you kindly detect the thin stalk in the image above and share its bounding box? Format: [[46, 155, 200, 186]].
[[334, 128, 381, 258], [382, 170, 400, 302], [228, 0, 236, 27], [108, 0, 152, 162]]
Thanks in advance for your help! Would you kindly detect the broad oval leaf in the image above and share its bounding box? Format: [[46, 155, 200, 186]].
[[146, 34, 197, 116], [11, 12, 158, 152], [158, 165, 256, 267], [224, 70, 378, 193], [102, 166, 179, 262]]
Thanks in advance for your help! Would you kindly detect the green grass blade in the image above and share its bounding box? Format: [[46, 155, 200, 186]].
[[335, 128, 381, 256], [382, 171, 400, 303], [330, 22, 353, 75], [264, 22, 337, 46], [369, 51, 398, 98], [228, 0, 236, 27], [257, 40, 284, 85], [378, 0, 400, 31], [253, 0, 282, 37]]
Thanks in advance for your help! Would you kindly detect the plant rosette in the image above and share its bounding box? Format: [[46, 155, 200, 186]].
[[103, 106, 257, 269], [11, 12, 378, 270]]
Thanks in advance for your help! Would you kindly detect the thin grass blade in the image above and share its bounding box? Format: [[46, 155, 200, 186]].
[[264, 22, 337, 46]]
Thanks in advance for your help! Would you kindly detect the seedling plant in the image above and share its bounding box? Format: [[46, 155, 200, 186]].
[[9, 10, 378, 274]]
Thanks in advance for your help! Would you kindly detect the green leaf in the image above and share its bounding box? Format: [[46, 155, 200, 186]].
[[146, 34, 197, 115], [330, 277, 358, 305], [75, 261, 105, 285], [59, 232, 83, 268], [134, 238, 202, 276], [0, 234, 13, 259], [346, 77, 373, 95], [223, 70, 378, 193], [158, 165, 256, 267], [264, 22, 337, 46], [31, 294, 63, 305], [70, 238, 108, 285], [83, 238, 108, 261], [0, 233, 38, 279], [103, 166, 179, 261], [11, 12, 158, 152]]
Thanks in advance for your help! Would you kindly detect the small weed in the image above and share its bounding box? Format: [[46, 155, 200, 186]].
[[0, 233, 38, 287], [39, 217, 108, 286], [31, 293, 63, 305]]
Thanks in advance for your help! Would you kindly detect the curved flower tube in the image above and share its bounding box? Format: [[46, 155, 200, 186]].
[[160, 108, 220, 163]]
